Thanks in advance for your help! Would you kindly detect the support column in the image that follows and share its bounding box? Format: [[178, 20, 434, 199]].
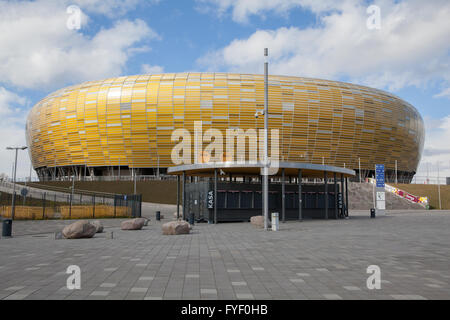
[[345, 177, 349, 217], [298, 169, 302, 221], [214, 168, 218, 224], [182, 171, 186, 220], [176, 175, 180, 220], [340, 173, 344, 219], [324, 171, 328, 219], [282, 168, 285, 223], [334, 173, 338, 219]]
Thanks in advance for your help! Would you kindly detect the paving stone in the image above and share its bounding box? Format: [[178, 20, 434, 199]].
[[296, 273, 311, 277], [200, 289, 217, 294], [236, 293, 254, 299], [4, 293, 29, 300], [323, 294, 343, 300], [144, 296, 163, 300], [289, 278, 305, 283], [5, 286, 25, 291], [343, 286, 362, 291], [130, 288, 148, 293], [391, 294, 427, 300], [90, 291, 109, 296], [139, 277, 154, 281], [231, 282, 247, 286], [1, 210, 450, 300]]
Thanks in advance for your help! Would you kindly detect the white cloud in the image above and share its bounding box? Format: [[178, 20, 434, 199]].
[[73, 0, 148, 18], [141, 64, 165, 74], [416, 115, 450, 180], [196, 0, 339, 23], [434, 88, 450, 99], [0, 0, 161, 179], [0, 87, 32, 179], [0, 87, 27, 116], [197, 0, 450, 92], [0, 0, 160, 90]]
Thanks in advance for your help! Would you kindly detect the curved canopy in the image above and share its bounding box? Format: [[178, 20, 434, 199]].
[[168, 161, 355, 178]]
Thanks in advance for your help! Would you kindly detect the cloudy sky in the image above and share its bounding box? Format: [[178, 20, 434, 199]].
[[0, 0, 449, 181]]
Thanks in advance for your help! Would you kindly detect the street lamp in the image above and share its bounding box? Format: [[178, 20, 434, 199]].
[[263, 48, 269, 230], [6, 146, 28, 220]]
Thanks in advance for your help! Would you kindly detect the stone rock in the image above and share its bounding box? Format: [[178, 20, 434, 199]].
[[91, 220, 104, 233], [135, 217, 147, 226], [162, 221, 191, 235], [121, 218, 146, 230], [62, 220, 97, 239], [250, 216, 270, 229], [141, 217, 150, 226]]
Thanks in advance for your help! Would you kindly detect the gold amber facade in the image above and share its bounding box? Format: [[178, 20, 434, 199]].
[[26, 73, 424, 177]]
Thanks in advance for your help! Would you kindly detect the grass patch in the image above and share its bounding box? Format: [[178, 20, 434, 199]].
[[392, 183, 450, 210]]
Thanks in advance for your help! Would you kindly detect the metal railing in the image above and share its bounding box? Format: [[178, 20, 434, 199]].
[[0, 180, 141, 220], [9, 175, 178, 183]]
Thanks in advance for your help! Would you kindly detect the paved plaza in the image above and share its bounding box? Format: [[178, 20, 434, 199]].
[[0, 209, 449, 300]]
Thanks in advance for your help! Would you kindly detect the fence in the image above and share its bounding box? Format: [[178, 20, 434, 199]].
[[405, 176, 448, 185], [10, 175, 177, 183], [0, 180, 141, 220]]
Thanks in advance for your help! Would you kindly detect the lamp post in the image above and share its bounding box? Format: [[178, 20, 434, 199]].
[[254, 48, 269, 230], [6, 146, 28, 220], [263, 48, 269, 230]]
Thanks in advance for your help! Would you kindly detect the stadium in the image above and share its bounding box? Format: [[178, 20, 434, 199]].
[[25, 73, 424, 183]]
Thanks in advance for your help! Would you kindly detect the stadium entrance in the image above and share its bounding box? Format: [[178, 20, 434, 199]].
[[168, 162, 355, 223]]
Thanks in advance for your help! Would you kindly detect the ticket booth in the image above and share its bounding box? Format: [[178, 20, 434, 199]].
[[169, 162, 355, 223]]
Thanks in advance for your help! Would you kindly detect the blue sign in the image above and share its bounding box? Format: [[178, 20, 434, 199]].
[[375, 164, 385, 188]]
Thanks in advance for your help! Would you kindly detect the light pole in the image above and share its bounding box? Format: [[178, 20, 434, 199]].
[[254, 48, 269, 230], [6, 146, 28, 220], [358, 157, 361, 183], [134, 168, 137, 195], [395, 159, 398, 184], [437, 161, 442, 210], [263, 48, 269, 230]]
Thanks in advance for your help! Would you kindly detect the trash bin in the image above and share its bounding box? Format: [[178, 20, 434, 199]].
[[156, 211, 161, 221], [2, 219, 12, 237], [370, 208, 376, 219], [188, 213, 195, 225], [271, 212, 279, 231]]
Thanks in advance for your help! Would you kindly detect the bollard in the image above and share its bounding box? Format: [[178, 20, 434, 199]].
[[188, 212, 195, 225], [370, 208, 376, 219], [2, 219, 12, 237], [271, 212, 279, 231], [156, 211, 161, 221]]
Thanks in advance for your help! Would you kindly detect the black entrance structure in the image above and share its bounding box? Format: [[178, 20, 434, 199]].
[[168, 162, 355, 223]]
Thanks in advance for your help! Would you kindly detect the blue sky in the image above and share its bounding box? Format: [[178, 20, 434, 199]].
[[0, 0, 449, 180]]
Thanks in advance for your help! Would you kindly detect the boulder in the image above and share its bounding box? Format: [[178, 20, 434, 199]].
[[121, 218, 146, 230], [162, 221, 191, 235], [62, 220, 97, 239], [250, 216, 269, 229], [90, 220, 104, 233], [141, 217, 150, 226], [135, 217, 147, 226]]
